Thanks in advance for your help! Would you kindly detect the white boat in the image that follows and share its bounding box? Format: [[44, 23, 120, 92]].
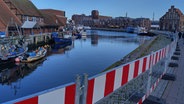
[[134, 27, 148, 35], [80, 30, 87, 38]]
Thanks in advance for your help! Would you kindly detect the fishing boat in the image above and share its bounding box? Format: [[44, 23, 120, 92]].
[[16, 47, 47, 63], [0, 38, 28, 61], [51, 32, 72, 44]]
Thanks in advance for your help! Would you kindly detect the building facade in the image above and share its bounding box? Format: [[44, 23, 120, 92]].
[[133, 18, 151, 30], [0, 0, 67, 36], [72, 10, 112, 28], [72, 10, 151, 29], [40, 9, 67, 33], [160, 5, 184, 32], [91, 10, 99, 19]]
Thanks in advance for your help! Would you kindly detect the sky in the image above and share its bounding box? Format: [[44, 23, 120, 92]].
[[31, 0, 183, 20]]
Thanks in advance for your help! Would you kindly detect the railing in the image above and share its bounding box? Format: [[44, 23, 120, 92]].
[[3, 33, 177, 104]]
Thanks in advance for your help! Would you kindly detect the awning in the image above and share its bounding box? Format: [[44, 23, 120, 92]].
[[0, 31, 6, 37], [21, 21, 37, 28]]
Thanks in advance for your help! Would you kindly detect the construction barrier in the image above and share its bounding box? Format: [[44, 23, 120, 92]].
[[4, 83, 76, 104], [86, 44, 169, 104]]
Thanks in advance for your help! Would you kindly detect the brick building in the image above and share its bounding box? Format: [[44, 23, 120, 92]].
[[91, 10, 99, 19], [0, 0, 67, 36], [40, 9, 67, 32], [72, 10, 151, 29], [133, 18, 151, 30], [160, 5, 184, 32], [72, 10, 112, 27]]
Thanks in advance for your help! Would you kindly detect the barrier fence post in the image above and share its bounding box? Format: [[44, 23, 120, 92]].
[[164, 45, 170, 74], [75, 75, 81, 104], [82, 73, 88, 104], [146, 51, 154, 94]]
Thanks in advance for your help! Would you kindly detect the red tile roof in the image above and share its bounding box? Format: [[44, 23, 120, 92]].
[[9, 0, 42, 17], [40, 9, 67, 26], [39, 9, 65, 16], [0, 0, 21, 28]]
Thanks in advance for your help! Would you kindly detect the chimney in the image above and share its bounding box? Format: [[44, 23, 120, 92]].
[[171, 5, 174, 9]]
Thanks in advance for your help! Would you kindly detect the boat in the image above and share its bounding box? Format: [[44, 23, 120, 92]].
[[51, 32, 72, 44], [126, 27, 135, 33], [0, 38, 28, 61], [80, 30, 87, 38], [16, 47, 47, 63], [134, 27, 148, 36]]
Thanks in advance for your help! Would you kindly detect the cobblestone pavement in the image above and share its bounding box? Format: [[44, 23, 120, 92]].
[[162, 39, 184, 104]]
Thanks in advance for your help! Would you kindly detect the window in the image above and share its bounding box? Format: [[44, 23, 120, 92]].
[[33, 17, 36, 22]]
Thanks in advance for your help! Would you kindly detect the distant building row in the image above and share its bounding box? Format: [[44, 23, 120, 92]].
[[0, 0, 67, 36], [72, 10, 151, 30]]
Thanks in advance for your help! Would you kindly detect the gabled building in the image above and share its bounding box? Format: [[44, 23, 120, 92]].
[[40, 9, 67, 32], [3, 0, 44, 35], [160, 5, 184, 32], [0, 0, 67, 36], [0, 0, 21, 35]]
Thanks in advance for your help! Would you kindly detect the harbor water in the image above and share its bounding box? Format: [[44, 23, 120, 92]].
[[0, 30, 150, 103]]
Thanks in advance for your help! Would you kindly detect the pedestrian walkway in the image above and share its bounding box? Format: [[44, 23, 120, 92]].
[[162, 39, 184, 104]]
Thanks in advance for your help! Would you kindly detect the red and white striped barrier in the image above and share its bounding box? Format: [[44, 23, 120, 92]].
[[86, 42, 173, 104], [5, 84, 76, 104], [136, 41, 176, 104], [137, 74, 164, 104], [86, 54, 153, 104]]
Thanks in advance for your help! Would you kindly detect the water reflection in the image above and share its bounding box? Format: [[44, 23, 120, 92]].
[[91, 35, 99, 46], [0, 57, 46, 95], [0, 57, 46, 85], [49, 42, 73, 54]]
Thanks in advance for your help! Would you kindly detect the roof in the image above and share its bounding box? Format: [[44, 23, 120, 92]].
[[175, 8, 183, 16], [21, 21, 37, 28], [40, 9, 67, 26], [9, 0, 42, 17], [0, 0, 21, 28], [39, 9, 65, 16]]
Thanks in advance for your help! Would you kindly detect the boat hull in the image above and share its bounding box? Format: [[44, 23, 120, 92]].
[[20, 49, 47, 63], [53, 38, 72, 44]]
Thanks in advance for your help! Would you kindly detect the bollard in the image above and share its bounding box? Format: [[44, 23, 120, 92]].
[[75, 75, 81, 104], [82, 73, 88, 104]]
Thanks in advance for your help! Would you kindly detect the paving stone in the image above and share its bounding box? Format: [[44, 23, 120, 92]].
[[161, 39, 184, 104]]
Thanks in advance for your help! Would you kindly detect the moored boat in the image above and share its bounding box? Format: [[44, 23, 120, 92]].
[[16, 47, 47, 63], [80, 30, 87, 38], [134, 27, 148, 36], [0, 38, 28, 61], [51, 32, 72, 44]]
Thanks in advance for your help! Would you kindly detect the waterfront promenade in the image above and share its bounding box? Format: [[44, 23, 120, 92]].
[[162, 39, 184, 104]]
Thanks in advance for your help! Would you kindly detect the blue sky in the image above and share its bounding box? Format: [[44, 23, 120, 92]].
[[31, 0, 183, 20]]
